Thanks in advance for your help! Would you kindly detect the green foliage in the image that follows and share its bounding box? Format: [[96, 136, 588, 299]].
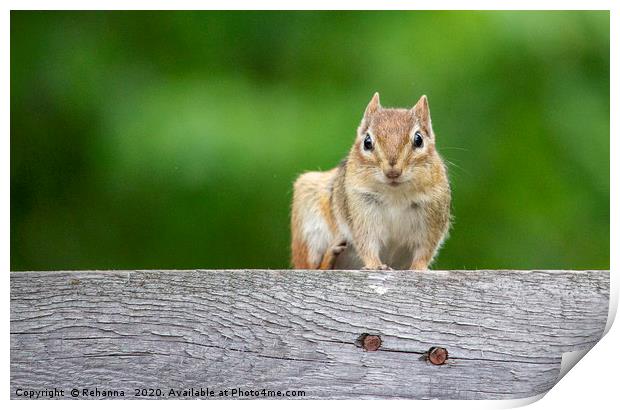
[[11, 11, 609, 270]]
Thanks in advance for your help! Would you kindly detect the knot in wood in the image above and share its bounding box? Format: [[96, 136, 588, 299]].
[[355, 333, 382, 351]]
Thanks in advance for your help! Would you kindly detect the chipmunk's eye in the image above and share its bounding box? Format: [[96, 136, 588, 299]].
[[363, 134, 374, 151], [413, 131, 423, 149]]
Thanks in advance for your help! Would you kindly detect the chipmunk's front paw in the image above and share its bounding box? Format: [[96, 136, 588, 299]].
[[362, 264, 393, 271], [332, 241, 347, 256], [410, 261, 429, 271]]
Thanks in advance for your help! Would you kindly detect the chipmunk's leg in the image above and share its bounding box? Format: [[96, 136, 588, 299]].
[[318, 241, 347, 269], [410, 259, 430, 270], [291, 171, 340, 269], [410, 221, 450, 270], [291, 215, 332, 269], [354, 236, 391, 270], [409, 245, 434, 270]]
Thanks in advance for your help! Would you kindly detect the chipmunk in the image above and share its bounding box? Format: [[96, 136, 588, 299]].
[[291, 92, 451, 270]]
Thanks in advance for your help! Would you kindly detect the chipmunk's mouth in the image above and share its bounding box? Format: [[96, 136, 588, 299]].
[[388, 181, 401, 187]]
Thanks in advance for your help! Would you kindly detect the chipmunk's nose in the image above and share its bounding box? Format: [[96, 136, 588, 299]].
[[385, 167, 402, 180]]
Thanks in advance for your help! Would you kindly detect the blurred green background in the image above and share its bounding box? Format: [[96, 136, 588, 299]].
[[11, 11, 609, 271]]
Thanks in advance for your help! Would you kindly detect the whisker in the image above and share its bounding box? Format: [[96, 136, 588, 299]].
[[443, 158, 471, 177], [440, 146, 470, 152]]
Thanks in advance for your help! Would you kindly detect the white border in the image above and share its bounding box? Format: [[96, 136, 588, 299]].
[[2, 0, 617, 10], [3, 2, 616, 409]]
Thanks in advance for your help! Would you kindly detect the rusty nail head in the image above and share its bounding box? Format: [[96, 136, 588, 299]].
[[427, 347, 448, 365], [356, 333, 382, 351]]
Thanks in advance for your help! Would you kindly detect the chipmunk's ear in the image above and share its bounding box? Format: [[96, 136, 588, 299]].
[[358, 92, 381, 135], [412, 94, 432, 128], [364, 92, 381, 118]]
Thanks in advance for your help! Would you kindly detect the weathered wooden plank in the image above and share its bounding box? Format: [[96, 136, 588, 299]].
[[10, 270, 609, 399]]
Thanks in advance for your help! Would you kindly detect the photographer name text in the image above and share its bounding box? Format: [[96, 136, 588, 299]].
[[14, 387, 306, 398]]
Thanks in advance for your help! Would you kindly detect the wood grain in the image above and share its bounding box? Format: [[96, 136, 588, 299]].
[[10, 270, 609, 399]]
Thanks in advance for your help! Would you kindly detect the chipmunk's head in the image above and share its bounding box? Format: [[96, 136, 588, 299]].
[[352, 92, 438, 188]]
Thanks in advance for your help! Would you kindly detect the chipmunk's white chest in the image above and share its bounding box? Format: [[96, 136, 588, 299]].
[[375, 199, 426, 269], [376, 197, 425, 245], [334, 189, 428, 270]]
